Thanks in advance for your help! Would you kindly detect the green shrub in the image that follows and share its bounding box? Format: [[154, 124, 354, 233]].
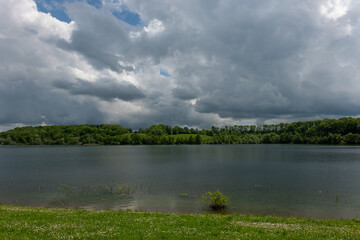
[[202, 190, 230, 210]]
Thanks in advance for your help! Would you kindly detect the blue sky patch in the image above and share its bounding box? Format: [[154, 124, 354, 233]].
[[86, 0, 102, 9], [34, 0, 71, 23], [160, 69, 171, 77], [35, 0, 140, 26], [113, 8, 141, 26]]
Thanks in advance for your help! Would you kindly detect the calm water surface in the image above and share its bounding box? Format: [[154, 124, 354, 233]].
[[1, 144, 360, 219]]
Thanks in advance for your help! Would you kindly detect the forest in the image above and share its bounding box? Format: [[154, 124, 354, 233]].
[[1, 117, 360, 145]]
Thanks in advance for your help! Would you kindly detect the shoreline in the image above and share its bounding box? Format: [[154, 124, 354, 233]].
[[1, 205, 359, 239], [1, 143, 360, 146]]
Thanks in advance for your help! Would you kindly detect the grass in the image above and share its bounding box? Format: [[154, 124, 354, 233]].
[[1, 205, 360, 239]]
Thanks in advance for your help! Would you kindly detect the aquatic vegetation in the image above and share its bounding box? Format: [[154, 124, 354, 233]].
[[179, 192, 190, 198], [335, 192, 340, 202], [58, 184, 72, 193], [117, 184, 132, 196], [106, 183, 114, 194], [34, 184, 47, 191], [202, 190, 230, 211], [55, 182, 135, 198]]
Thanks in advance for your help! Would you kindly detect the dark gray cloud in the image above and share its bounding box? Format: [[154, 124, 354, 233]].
[[1, 0, 360, 130], [172, 86, 198, 100], [53, 78, 145, 101], [0, 74, 104, 125]]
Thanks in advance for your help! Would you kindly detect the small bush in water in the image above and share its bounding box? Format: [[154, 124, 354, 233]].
[[202, 190, 230, 210], [181, 192, 188, 197]]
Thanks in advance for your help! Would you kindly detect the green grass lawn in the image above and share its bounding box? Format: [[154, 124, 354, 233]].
[[1, 205, 360, 239]]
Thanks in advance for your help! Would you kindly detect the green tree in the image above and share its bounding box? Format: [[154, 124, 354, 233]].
[[196, 134, 201, 144]]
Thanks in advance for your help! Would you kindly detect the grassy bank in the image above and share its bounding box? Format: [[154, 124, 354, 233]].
[[1, 205, 359, 239]]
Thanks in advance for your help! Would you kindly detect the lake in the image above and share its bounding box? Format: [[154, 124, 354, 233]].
[[1, 144, 360, 219]]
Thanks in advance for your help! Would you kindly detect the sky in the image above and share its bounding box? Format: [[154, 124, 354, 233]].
[[1, 0, 360, 131]]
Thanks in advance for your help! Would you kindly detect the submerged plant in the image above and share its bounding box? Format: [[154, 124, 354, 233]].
[[118, 184, 131, 196], [179, 192, 189, 198], [335, 192, 340, 202], [58, 184, 72, 194], [202, 190, 230, 210], [106, 183, 114, 194], [253, 184, 265, 189]]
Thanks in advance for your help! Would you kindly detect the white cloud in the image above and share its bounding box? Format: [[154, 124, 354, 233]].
[[144, 19, 165, 36], [1, 0, 360, 129], [320, 0, 351, 20], [11, 0, 75, 41], [129, 31, 142, 40]]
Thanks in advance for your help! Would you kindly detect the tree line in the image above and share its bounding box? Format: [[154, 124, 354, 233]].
[[1, 117, 360, 145]]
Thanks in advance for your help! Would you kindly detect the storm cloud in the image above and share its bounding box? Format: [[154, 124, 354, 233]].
[[1, 0, 360, 130], [53, 78, 145, 101]]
